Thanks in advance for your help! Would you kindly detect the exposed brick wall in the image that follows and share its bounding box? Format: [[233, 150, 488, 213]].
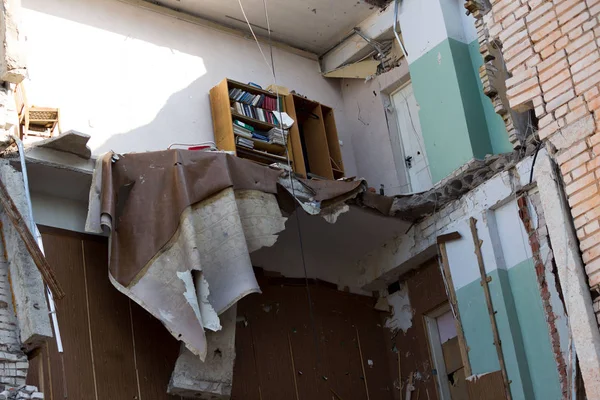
[[0, 257, 28, 388], [517, 194, 569, 397], [475, 0, 600, 319]]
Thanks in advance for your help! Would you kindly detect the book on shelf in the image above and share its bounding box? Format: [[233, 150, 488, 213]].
[[235, 136, 254, 149], [232, 102, 279, 125], [228, 88, 281, 111], [233, 120, 254, 132], [267, 127, 289, 146]]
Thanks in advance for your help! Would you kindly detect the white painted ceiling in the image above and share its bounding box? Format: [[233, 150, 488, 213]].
[[146, 0, 386, 54]]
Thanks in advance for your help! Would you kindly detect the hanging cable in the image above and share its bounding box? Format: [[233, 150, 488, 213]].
[[239, 0, 322, 372]]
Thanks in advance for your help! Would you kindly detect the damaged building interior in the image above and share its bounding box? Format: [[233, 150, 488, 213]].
[[1, 0, 600, 399]]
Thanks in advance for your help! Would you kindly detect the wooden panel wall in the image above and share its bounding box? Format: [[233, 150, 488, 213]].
[[232, 277, 394, 400], [382, 258, 450, 400], [27, 229, 181, 400]]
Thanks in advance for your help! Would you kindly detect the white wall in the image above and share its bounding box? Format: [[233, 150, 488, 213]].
[[340, 63, 411, 195], [21, 0, 357, 176]]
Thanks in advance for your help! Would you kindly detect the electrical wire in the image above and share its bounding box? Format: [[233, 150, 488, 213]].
[[239, 0, 322, 373]]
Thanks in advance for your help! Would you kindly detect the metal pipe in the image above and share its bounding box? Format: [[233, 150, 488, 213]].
[[393, 0, 409, 58], [10, 132, 64, 353], [10, 133, 34, 232]]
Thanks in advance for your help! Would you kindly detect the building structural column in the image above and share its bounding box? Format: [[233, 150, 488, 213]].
[[398, 0, 512, 183]]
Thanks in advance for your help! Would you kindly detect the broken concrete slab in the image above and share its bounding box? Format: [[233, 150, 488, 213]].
[[168, 305, 237, 399], [30, 130, 92, 160], [0, 160, 52, 350]]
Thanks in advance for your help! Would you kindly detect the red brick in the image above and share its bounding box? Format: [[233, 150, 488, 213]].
[[508, 76, 540, 97], [558, 2, 588, 25], [506, 47, 534, 72], [555, 35, 569, 50], [588, 133, 600, 146], [566, 31, 595, 54], [581, 229, 600, 251], [494, 0, 522, 22], [559, 140, 590, 165], [583, 243, 600, 263], [584, 18, 598, 31], [569, 26, 585, 40], [500, 18, 526, 44], [504, 29, 529, 50], [541, 69, 572, 92], [569, 95, 586, 109], [509, 85, 541, 111], [575, 203, 600, 228], [561, 151, 591, 173], [566, 105, 590, 124], [527, 1, 554, 23], [538, 49, 567, 72], [532, 21, 560, 42], [568, 41, 597, 64], [588, 96, 600, 111], [584, 86, 600, 102], [575, 71, 600, 95], [566, 170, 596, 194], [538, 119, 560, 139], [514, 5, 529, 20], [572, 189, 600, 218], [526, 54, 542, 68], [561, 12, 592, 36], [572, 164, 589, 180], [555, 104, 570, 118], [571, 50, 600, 75], [534, 30, 562, 54], [584, 220, 600, 235], [530, 10, 558, 33], [506, 67, 538, 89], [568, 182, 598, 206], [505, 36, 534, 62], [546, 88, 576, 111]]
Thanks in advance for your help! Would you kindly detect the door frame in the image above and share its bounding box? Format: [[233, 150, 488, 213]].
[[424, 302, 453, 400]]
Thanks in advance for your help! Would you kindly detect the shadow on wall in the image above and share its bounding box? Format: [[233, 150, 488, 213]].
[[23, 0, 347, 158]]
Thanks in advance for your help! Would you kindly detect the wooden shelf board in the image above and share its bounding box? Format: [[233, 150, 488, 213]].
[[232, 112, 278, 130], [227, 79, 278, 98], [236, 146, 292, 163]]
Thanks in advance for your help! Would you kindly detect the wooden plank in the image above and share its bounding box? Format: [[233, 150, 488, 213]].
[[0, 179, 64, 298], [301, 104, 333, 179], [284, 95, 306, 177], [469, 217, 512, 400], [442, 337, 462, 374], [210, 78, 236, 153], [436, 231, 461, 244], [321, 105, 344, 175], [41, 233, 96, 400], [437, 241, 472, 376], [466, 370, 507, 400], [83, 239, 138, 400]]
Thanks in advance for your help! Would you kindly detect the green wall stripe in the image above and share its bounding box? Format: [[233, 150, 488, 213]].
[[508, 259, 562, 399], [409, 39, 475, 183], [455, 260, 562, 400]]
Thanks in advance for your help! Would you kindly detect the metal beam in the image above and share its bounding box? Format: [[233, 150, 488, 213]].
[[320, 6, 395, 74]]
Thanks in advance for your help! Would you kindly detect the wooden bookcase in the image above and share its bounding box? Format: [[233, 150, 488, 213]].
[[209, 78, 344, 179]]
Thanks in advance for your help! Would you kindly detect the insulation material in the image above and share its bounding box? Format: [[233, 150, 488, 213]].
[[84, 150, 368, 362], [108, 186, 286, 360], [384, 283, 413, 333]]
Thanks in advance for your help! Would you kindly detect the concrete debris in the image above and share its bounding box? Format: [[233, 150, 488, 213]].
[[0, 384, 43, 400], [385, 149, 532, 221], [29, 130, 92, 159]]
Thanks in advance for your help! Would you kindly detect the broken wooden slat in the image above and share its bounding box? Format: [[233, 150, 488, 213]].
[[0, 178, 65, 299], [437, 232, 472, 377], [469, 217, 511, 400]]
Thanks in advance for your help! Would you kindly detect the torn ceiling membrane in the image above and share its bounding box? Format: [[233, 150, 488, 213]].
[[85, 150, 368, 360]]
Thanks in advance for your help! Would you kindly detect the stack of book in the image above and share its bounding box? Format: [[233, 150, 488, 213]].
[[228, 88, 282, 111], [233, 120, 254, 139], [235, 136, 254, 149], [267, 127, 288, 146], [229, 88, 282, 125]]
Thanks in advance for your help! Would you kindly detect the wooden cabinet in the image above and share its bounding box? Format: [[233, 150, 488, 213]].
[[209, 78, 344, 179]]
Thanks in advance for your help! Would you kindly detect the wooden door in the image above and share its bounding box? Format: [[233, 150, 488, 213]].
[[391, 83, 432, 193]]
